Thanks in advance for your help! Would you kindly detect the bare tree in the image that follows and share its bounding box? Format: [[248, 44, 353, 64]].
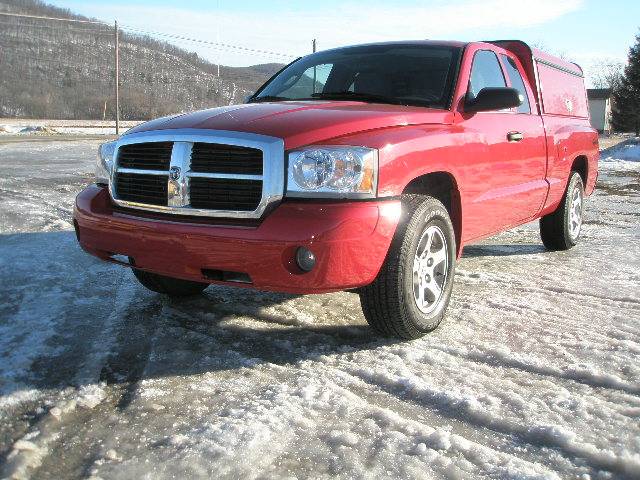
[[590, 59, 625, 90], [529, 41, 567, 59], [529, 40, 549, 51]]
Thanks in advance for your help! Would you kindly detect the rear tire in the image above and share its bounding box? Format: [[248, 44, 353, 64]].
[[131, 268, 208, 297], [540, 172, 584, 251], [359, 195, 456, 339]]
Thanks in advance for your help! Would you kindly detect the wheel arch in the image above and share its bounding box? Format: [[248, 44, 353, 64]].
[[571, 155, 588, 185], [402, 171, 463, 257]]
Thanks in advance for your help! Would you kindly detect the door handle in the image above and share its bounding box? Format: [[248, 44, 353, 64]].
[[507, 131, 524, 142]]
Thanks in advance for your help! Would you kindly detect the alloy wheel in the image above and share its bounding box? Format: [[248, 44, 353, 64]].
[[412, 225, 448, 314]]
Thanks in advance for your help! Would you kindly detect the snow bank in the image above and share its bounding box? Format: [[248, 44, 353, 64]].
[[0, 123, 131, 136], [600, 138, 640, 169]]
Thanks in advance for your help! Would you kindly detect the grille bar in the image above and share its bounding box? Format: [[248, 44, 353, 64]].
[[117, 167, 168, 176], [186, 171, 263, 181]]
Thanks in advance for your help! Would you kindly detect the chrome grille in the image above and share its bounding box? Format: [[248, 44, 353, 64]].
[[109, 130, 284, 219]]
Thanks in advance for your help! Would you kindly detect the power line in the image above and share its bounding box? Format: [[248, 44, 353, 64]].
[[0, 11, 109, 26], [0, 11, 297, 59], [159, 38, 291, 60], [0, 20, 113, 35], [119, 26, 296, 59]]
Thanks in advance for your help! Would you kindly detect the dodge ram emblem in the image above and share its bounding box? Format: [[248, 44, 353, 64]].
[[169, 166, 181, 181]]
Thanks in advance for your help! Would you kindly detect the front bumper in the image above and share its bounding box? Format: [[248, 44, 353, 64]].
[[73, 185, 401, 293]]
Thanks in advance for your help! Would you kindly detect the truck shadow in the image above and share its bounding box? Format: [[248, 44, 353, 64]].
[[0, 230, 398, 404], [101, 289, 395, 411], [462, 243, 547, 257]]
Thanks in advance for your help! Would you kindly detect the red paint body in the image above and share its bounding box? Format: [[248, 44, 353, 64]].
[[75, 185, 399, 293], [74, 40, 599, 293]]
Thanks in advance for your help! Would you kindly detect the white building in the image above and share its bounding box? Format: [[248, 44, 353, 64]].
[[587, 89, 612, 133]]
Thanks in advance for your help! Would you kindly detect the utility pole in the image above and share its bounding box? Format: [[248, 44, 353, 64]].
[[114, 20, 120, 135], [312, 39, 317, 93], [217, 0, 221, 77]]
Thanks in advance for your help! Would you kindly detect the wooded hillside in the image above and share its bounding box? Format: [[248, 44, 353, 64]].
[[0, 0, 284, 120]]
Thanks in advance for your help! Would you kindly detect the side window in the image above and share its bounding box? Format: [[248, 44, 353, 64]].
[[500, 54, 531, 114], [468, 50, 506, 102]]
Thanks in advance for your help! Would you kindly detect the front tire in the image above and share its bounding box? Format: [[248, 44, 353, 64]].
[[540, 172, 584, 251], [359, 195, 456, 339], [131, 268, 209, 297]]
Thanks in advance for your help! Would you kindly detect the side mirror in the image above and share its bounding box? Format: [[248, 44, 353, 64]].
[[244, 94, 254, 104], [465, 87, 523, 113]]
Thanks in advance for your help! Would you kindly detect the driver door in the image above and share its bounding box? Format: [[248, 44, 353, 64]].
[[459, 47, 547, 240]]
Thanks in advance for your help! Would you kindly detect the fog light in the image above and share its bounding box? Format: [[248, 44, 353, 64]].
[[296, 247, 316, 272]]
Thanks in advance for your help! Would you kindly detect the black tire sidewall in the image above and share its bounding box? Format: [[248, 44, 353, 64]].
[[132, 268, 208, 296], [399, 201, 456, 333], [563, 173, 584, 247]]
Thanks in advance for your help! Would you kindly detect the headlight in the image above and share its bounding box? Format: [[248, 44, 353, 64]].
[[96, 141, 116, 185], [287, 146, 378, 198]]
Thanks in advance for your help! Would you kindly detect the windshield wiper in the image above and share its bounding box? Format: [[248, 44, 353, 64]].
[[309, 91, 403, 105], [248, 95, 291, 103]]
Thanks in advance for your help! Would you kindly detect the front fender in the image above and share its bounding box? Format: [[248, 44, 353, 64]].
[[324, 124, 467, 197], [326, 125, 467, 257]]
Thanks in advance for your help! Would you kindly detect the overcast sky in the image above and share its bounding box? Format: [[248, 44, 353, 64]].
[[54, 0, 638, 81]]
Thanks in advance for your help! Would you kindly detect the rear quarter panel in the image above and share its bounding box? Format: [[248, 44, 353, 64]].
[[540, 117, 599, 214], [535, 54, 598, 211]]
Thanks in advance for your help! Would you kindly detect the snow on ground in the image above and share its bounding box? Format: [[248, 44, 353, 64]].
[[0, 125, 130, 136], [0, 120, 141, 137], [600, 139, 640, 170], [0, 138, 638, 479]]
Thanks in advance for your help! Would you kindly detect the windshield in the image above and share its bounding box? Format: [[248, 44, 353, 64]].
[[251, 44, 462, 109]]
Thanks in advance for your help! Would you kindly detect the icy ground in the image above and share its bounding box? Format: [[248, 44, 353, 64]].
[[0, 139, 639, 480], [0, 120, 139, 136]]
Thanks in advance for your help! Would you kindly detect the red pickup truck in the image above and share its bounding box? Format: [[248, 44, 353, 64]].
[[74, 40, 598, 339]]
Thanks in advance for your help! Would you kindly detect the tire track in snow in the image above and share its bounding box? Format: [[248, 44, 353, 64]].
[[348, 365, 640, 478], [1, 266, 154, 479], [429, 344, 640, 397], [154, 306, 607, 479], [0, 186, 74, 222], [148, 319, 565, 479]]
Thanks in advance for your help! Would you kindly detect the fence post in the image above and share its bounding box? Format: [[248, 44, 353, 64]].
[[114, 20, 120, 135]]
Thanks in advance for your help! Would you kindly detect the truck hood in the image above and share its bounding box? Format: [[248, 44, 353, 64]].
[[125, 101, 454, 149]]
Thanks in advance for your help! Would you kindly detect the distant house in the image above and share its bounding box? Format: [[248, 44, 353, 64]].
[[587, 89, 613, 133]]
